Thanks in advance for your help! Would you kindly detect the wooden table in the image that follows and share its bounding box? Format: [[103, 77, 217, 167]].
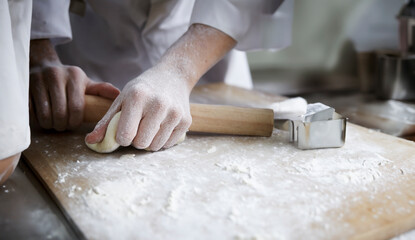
[[23, 83, 415, 240]]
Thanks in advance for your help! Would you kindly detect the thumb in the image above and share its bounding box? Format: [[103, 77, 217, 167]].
[[86, 80, 120, 100], [85, 98, 121, 144], [85, 120, 108, 144]]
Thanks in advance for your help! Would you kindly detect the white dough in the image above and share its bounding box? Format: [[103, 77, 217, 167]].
[[86, 111, 186, 153], [86, 112, 122, 153], [268, 97, 308, 120]]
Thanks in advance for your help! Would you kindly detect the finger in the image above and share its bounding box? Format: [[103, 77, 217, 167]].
[[86, 81, 120, 100], [67, 67, 87, 130], [115, 99, 144, 146], [30, 72, 52, 129], [85, 97, 122, 144], [132, 110, 165, 149], [147, 111, 181, 151], [45, 68, 68, 131], [164, 116, 192, 148]]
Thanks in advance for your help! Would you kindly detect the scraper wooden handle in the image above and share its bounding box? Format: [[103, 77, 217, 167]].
[[84, 95, 274, 137]]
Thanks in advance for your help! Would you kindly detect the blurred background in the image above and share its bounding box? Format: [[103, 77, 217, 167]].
[[248, 0, 415, 139], [249, 0, 402, 95]]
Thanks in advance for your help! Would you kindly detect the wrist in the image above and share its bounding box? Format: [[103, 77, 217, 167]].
[[30, 39, 62, 68], [154, 24, 236, 93], [153, 60, 198, 94]]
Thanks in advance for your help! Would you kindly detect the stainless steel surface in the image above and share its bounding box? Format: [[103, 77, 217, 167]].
[[292, 113, 347, 150], [376, 53, 415, 100], [302, 103, 334, 122], [0, 160, 78, 240], [291, 104, 346, 150], [275, 103, 347, 150]]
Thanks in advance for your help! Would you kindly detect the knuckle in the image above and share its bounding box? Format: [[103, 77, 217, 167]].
[[44, 67, 61, 80], [155, 97, 168, 106], [129, 87, 147, 101], [70, 103, 83, 115], [38, 109, 51, 123], [168, 108, 181, 120], [67, 65, 81, 73], [131, 85, 146, 96], [67, 66, 84, 79], [152, 97, 169, 112], [54, 108, 66, 120], [181, 115, 192, 128]]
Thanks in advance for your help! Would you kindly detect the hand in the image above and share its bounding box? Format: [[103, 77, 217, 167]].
[[29, 39, 120, 131], [86, 24, 236, 151], [85, 66, 193, 151]]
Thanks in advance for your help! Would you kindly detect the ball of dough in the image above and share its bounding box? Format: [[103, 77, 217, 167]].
[[86, 111, 187, 153], [86, 112, 121, 153]]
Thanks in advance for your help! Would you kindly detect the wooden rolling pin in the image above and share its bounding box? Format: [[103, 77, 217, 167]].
[[84, 95, 274, 137]]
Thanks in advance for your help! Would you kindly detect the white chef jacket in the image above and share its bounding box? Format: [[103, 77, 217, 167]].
[[0, 0, 32, 160], [31, 0, 293, 90]]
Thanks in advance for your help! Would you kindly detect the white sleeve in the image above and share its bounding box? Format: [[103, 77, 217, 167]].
[[0, 0, 32, 159], [31, 0, 72, 45], [141, 0, 194, 66], [190, 0, 294, 51]]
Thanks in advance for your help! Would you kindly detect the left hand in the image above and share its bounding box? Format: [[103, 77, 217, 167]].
[[85, 66, 192, 151]]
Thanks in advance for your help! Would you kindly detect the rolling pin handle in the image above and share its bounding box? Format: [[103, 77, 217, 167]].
[[84, 95, 274, 137]]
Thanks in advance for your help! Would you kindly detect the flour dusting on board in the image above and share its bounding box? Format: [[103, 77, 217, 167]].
[[32, 125, 415, 240]]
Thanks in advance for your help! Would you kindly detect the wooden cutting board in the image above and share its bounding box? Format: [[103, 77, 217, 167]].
[[23, 83, 415, 240]]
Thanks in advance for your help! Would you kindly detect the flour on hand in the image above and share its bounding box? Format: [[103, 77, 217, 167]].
[[86, 111, 186, 153]]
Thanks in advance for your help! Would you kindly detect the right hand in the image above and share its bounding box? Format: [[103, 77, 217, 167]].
[[29, 39, 120, 131], [85, 66, 193, 152]]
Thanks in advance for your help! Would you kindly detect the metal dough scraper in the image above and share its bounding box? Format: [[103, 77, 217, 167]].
[[274, 103, 347, 150]]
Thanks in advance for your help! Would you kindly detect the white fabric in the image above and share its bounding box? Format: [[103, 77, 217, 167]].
[[31, 0, 292, 90], [0, 0, 32, 159], [31, 0, 71, 45], [190, 0, 294, 51]]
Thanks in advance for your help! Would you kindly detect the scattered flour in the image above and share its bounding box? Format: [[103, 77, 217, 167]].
[[207, 146, 217, 153], [55, 173, 68, 184], [164, 185, 184, 215], [33, 124, 415, 240]]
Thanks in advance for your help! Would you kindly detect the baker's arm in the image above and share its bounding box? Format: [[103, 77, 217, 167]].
[[85, 23, 237, 151]]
